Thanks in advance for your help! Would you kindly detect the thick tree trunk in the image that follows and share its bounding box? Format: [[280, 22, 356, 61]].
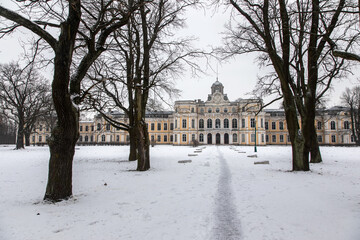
[[24, 132, 30, 146], [128, 128, 137, 161], [136, 121, 150, 171], [16, 119, 24, 149], [310, 127, 322, 163], [44, 7, 80, 201]]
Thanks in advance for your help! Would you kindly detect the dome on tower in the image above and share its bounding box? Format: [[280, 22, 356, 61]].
[[211, 79, 224, 94]]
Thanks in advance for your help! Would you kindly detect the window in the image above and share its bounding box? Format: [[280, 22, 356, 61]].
[[192, 134, 196, 141], [164, 135, 168, 142], [232, 107, 236, 113], [106, 124, 110, 131], [116, 135, 119, 142], [157, 123, 161, 131], [199, 133, 204, 142], [317, 121, 322, 130], [265, 122, 269, 130], [232, 119, 238, 129], [182, 119, 187, 128], [233, 133, 238, 142], [200, 108, 204, 113], [266, 135, 269, 142], [85, 136, 89, 142], [216, 108, 220, 113], [224, 119, 229, 128], [151, 123, 155, 131], [207, 119, 212, 128], [272, 122, 276, 130], [241, 134, 245, 143], [170, 123, 174, 130], [175, 134, 177, 142], [199, 119, 204, 129], [79, 136, 83, 142], [182, 134, 187, 142], [331, 121, 336, 130], [32, 136, 35, 142], [101, 135, 105, 142], [151, 135, 155, 142], [90, 135, 94, 142], [191, 108, 194, 113], [242, 119, 245, 128], [250, 118, 255, 128], [288, 135, 291, 142], [261, 119, 263, 128], [344, 121, 350, 129], [215, 119, 221, 128], [272, 135, 276, 143], [279, 122, 284, 130], [85, 126, 89, 131], [261, 134, 264, 143], [170, 135, 174, 142], [351, 135, 354, 142], [91, 126, 94, 131], [331, 135, 336, 143], [80, 126, 83, 132], [175, 119, 178, 129], [280, 135, 284, 142], [208, 108, 212, 113], [191, 119, 195, 128], [97, 123, 101, 130], [157, 135, 161, 142], [39, 135, 42, 142], [251, 134, 255, 142], [317, 135, 322, 143], [39, 125, 43, 131], [224, 108, 228, 113], [164, 123, 168, 130]]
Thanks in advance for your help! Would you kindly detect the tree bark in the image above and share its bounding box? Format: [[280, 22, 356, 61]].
[[24, 132, 30, 146], [16, 116, 25, 149], [128, 127, 137, 161], [44, 4, 81, 202]]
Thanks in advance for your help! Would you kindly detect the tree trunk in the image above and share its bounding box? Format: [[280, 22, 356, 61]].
[[310, 127, 322, 163], [128, 128, 137, 161], [24, 131, 30, 146], [16, 118, 24, 149], [44, 10, 80, 201], [136, 121, 150, 171]]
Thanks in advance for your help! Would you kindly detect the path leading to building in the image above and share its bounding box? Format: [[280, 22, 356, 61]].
[[211, 146, 242, 240]]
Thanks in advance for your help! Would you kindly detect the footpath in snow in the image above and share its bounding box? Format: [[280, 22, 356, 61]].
[[0, 145, 360, 240]]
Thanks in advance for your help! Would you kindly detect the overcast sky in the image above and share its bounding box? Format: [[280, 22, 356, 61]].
[[0, 2, 358, 109]]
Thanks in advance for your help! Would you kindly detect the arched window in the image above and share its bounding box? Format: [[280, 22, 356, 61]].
[[216, 108, 220, 113], [207, 119, 212, 128], [233, 133, 238, 142], [85, 136, 89, 142], [97, 123, 101, 130], [215, 119, 221, 128], [232, 119, 238, 129], [199, 119, 204, 129], [331, 121, 336, 130], [199, 133, 204, 142], [224, 119, 229, 128], [224, 108, 228, 113], [101, 135, 106, 142], [344, 121, 350, 129], [208, 108, 212, 113]]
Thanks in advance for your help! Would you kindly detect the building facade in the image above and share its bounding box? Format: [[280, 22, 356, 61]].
[[29, 80, 355, 146]]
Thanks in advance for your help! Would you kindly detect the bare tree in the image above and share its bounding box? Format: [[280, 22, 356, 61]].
[[85, 0, 201, 170], [341, 86, 360, 145], [0, 62, 51, 149], [0, 0, 141, 201], [217, 0, 353, 171]]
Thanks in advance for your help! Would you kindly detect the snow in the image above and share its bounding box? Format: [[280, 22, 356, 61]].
[[0, 144, 360, 240]]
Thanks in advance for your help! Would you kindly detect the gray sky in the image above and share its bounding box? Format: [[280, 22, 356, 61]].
[[0, 2, 358, 109]]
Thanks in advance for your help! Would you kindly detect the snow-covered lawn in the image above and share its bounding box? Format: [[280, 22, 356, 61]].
[[0, 145, 359, 240]]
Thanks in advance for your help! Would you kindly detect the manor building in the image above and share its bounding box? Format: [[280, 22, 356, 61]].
[[29, 80, 355, 146]]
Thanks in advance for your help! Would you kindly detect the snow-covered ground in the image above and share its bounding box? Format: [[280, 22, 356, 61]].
[[0, 144, 359, 240]]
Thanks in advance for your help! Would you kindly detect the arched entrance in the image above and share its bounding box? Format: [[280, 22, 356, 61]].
[[207, 133, 212, 144], [224, 133, 229, 144], [216, 133, 221, 144]]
